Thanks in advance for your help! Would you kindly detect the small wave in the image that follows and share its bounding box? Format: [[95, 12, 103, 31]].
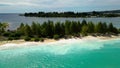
[[0, 37, 104, 55], [32, 38, 104, 55]]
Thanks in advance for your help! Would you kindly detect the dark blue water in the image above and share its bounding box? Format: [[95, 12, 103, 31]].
[[0, 39, 120, 68], [0, 13, 120, 30]]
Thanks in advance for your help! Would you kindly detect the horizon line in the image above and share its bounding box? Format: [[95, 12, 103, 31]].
[[0, 9, 120, 14]]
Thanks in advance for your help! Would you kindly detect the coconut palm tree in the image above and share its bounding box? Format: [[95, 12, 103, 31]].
[[1, 22, 9, 32]]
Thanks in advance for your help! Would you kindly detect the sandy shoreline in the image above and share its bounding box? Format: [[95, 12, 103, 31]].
[[0, 35, 120, 46], [0, 39, 57, 46]]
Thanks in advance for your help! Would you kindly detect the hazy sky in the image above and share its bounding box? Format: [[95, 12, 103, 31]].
[[0, 0, 120, 13]]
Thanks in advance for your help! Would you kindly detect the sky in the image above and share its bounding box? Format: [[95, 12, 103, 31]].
[[0, 0, 120, 13]]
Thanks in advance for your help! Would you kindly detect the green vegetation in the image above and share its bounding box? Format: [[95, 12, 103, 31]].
[[24, 36, 31, 41], [34, 38, 40, 42], [23, 11, 120, 17], [0, 20, 120, 42], [8, 37, 13, 41], [53, 35, 60, 40], [39, 38, 44, 42]]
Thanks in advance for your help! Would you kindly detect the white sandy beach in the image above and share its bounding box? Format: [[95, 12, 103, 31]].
[[0, 35, 120, 48]]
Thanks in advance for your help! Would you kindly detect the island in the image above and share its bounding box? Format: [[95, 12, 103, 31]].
[[0, 20, 120, 45], [22, 10, 120, 17]]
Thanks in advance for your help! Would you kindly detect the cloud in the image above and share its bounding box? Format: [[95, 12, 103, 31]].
[[0, 0, 120, 13], [0, 0, 92, 8], [0, 4, 10, 6], [0, 1, 38, 6], [0, 0, 120, 8]]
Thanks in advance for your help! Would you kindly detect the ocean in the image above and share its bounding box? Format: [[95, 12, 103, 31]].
[[0, 38, 120, 68], [0, 14, 120, 30]]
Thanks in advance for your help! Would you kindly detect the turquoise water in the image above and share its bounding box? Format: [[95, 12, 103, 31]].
[[0, 39, 120, 68]]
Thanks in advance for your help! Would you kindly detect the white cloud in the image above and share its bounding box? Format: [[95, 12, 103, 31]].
[[0, 1, 38, 6], [0, 0, 120, 8], [0, 0, 94, 8], [0, 0, 120, 13]]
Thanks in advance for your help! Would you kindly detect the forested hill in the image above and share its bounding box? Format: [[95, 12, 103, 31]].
[[23, 10, 120, 17], [99, 10, 120, 13]]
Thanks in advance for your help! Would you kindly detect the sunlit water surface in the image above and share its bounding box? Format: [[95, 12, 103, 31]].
[[0, 38, 120, 68]]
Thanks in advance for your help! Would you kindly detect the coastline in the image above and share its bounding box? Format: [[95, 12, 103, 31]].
[[0, 39, 57, 46], [0, 35, 120, 46]]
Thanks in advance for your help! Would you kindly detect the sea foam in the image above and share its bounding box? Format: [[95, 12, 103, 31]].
[[0, 37, 104, 55], [1, 38, 120, 68]]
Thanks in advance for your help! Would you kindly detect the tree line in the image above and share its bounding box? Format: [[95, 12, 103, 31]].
[[0, 20, 120, 41], [23, 11, 120, 17]]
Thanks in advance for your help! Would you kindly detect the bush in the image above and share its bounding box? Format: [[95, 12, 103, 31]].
[[8, 37, 13, 41], [53, 35, 60, 40], [24, 36, 31, 41], [34, 38, 40, 42], [3, 32, 11, 37], [40, 38, 44, 42], [81, 32, 88, 37], [13, 37, 20, 40]]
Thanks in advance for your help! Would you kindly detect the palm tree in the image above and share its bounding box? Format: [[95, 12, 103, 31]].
[[0, 22, 9, 32], [0, 22, 9, 41]]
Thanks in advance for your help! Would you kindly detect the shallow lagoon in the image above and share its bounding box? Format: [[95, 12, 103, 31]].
[[0, 38, 120, 68]]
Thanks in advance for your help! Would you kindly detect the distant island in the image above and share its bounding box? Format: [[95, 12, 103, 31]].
[[0, 20, 120, 42], [22, 10, 120, 17]]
